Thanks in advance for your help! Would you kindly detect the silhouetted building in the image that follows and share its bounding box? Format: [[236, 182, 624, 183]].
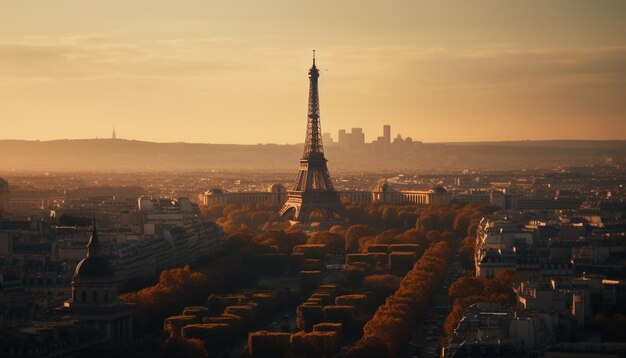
[[0, 178, 8, 214], [203, 182, 452, 209], [322, 132, 334, 145], [279, 52, 346, 223], [338, 129, 347, 144], [383, 124, 391, 144], [371, 182, 452, 205], [60, 222, 133, 346], [202, 184, 287, 207], [337, 128, 364, 147]]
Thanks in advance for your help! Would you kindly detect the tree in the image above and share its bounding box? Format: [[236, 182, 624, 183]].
[[452, 212, 471, 237], [444, 303, 465, 335], [494, 269, 516, 287], [426, 230, 442, 243], [345, 225, 376, 253], [350, 241, 451, 357], [307, 231, 345, 255], [443, 269, 517, 336], [159, 336, 208, 358], [448, 277, 485, 302], [329, 225, 346, 234], [395, 229, 426, 246], [415, 209, 441, 232], [347, 335, 389, 358], [250, 211, 271, 228], [363, 274, 401, 292], [373, 230, 398, 244], [120, 266, 208, 336], [381, 206, 397, 227], [396, 211, 418, 229], [343, 262, 370, 287]]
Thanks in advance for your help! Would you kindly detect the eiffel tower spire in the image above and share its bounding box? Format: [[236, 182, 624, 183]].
[[303, 50, 324, 159], [279, 52, 346, 223]]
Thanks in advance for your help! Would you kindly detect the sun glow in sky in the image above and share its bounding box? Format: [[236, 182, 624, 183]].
[[1, 0, 625, 144]]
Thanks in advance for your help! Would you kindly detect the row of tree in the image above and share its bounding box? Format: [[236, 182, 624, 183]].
[[347, 241, 452, 357], [201, 200, 491, 237], [120, 266, 208, 337], [122, 202, 491, 352], [201, 202, 287, 235], [120, 246, 257, 337], [443, 270, 517, 335], [241, 202, 489, 257], [444, 203, 492, 270]]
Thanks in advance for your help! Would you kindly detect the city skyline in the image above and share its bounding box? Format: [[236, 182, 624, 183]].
[[1, 1, 625, 144], [1, 3, 625, 357]]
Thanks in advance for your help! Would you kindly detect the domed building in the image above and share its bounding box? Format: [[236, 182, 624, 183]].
[[61, 221, 133, 346]]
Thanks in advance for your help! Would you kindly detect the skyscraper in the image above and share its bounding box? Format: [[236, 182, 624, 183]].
[[383, 124, 391, 144]]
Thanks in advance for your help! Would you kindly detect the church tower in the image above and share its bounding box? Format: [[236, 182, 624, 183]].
[[61, 220, 133, 345]]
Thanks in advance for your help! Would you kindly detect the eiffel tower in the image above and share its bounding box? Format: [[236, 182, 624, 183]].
[[279, 51, 346, 223]]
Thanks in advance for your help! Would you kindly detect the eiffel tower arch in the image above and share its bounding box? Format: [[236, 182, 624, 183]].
[[279, 51, 346, 224]]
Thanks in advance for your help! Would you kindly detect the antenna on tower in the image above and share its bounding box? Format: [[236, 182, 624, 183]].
[[312, 49, 316, 66]]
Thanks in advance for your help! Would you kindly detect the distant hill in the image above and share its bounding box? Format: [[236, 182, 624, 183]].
[[0, 139, 624, 172]]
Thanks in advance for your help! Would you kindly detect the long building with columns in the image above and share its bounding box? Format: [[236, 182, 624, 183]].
[[201, 182, 452, 207]]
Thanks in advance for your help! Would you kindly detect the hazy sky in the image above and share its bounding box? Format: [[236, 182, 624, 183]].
[[1, 1, 625, 144]]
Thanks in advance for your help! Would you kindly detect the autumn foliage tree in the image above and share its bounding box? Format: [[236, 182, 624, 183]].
[[344, 224, 377, 253], [444, 270, 517, 335], [202, 201, 286, 235], [307, 231, 345, 255], [453, 204, 493, 271], [120, 236, 259, 337], [120, 266, 208, 337], [348, 241, 452, 357], [252, 228, 308, 254], [158, 336, 208, 358]]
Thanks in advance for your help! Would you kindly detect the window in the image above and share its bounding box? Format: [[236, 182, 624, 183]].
[[104, 290, 109, 302], [82, 291, 87, 302], [93, 291, 98, 302]]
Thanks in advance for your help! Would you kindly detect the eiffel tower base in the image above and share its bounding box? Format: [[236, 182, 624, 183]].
[[279, 191, 346, 224]]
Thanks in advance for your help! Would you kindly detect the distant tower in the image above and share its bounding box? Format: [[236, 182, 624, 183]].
[[61, 220, 133, 346], [383, 125, 391, 144], [112, 127, 117, 140], [279, 52, 346, 223], [338, 129, 347, 145]]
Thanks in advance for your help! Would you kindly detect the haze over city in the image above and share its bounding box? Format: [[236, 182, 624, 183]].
[[1, 0, 625, 144], [1, 2, 625, 358]]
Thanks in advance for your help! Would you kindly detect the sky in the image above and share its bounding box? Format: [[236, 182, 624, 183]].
[[1, 1, 625, 144]]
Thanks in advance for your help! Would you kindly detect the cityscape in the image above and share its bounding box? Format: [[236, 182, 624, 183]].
[[1, 2, 626, 358]]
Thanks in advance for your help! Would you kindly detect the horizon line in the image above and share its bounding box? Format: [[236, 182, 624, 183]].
[[1, 138, 625, 145]]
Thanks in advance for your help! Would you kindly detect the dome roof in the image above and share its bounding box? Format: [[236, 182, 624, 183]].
[[74, 256, 114, 280], [73, 221, 115, 280]]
